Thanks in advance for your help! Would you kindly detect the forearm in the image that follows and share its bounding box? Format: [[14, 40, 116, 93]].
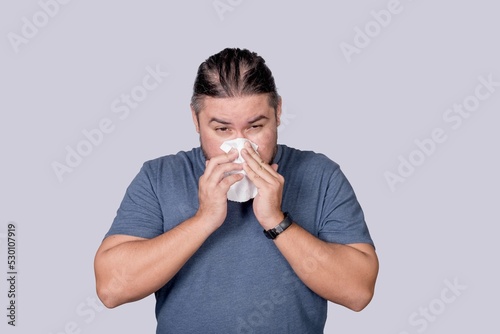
[[95, 150, 245, 308], [274, 223, 378, 311], [94, 214, 214, 308]]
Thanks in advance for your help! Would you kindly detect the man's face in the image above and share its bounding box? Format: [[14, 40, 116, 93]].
[[192, 94, 281, 164]]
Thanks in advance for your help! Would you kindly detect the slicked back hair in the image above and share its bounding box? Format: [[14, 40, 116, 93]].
[[190, 48, 280, 115]]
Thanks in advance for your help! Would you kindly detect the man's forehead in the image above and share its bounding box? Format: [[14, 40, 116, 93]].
[[198, 95, 274, 121], [202, 95, 270, 107]]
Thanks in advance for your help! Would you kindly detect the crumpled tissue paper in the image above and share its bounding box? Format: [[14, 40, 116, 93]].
[[219, 138, 259, 203]]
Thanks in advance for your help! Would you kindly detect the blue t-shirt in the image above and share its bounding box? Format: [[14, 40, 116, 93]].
[[106, 144, 374, 334]]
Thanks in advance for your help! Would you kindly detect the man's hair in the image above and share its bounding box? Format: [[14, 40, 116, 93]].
[[190, 48, 280, 115]]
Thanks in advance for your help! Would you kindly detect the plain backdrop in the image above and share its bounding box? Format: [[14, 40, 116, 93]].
[[1, 0, 499, 333]]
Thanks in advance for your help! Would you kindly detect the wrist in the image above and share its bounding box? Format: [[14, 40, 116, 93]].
[[263, 212, 293, 240], [193, 210, 223, 235], [260, 212, 285, 230]]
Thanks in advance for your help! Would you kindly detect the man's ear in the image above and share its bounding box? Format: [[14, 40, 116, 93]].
[[276, 97, 282, 127], [191, 105, 200, 133]]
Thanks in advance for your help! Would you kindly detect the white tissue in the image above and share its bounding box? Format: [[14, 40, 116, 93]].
[[219, 138, 259, 203]]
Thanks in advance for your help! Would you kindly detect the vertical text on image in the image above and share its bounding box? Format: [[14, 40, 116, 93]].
[[6, 222, 17, 326]]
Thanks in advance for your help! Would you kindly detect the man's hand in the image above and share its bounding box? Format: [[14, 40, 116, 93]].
[[241, 141, 285, 229], [242, 143, 377, 311], [196, 148, 244, 230], [95, 149, 244, 308]]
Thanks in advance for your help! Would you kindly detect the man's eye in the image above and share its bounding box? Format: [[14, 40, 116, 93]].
[[216, 127, 229, 132], [250, 125, 262, 129]]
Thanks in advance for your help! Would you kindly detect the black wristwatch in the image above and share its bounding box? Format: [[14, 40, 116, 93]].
[[263, 212, 293, 240]]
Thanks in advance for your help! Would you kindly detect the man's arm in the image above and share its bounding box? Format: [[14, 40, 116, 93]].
[[94, 215, 214, 308], [241, 142, 379, 311], [273, 224, 378, 311], [94, 149, 243, 308]]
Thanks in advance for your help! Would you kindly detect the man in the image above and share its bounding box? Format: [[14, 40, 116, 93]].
[[94, 48, 379, 333]]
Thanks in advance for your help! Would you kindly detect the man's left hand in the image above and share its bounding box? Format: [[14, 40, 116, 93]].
[[241, 141, 285, 229]]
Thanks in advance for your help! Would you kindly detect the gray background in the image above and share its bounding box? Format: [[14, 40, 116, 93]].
[[1, 0, 498, 333]]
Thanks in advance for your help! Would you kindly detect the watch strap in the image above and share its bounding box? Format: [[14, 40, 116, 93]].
[[263, 212, 293, 240]]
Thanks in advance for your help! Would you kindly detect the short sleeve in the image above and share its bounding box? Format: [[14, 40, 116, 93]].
[[318, 166, 374, 247], [105, 162, 164, 239]]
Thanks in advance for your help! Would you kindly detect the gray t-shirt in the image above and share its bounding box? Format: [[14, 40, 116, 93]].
[[106, 144, 374, 334]]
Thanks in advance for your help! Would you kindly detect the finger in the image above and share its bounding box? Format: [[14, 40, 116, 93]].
[[207, 163, 244, 186], [242, 142, 276, 171], [240, 143, 268, 169], [205, 148, 239, 174], [241, 148, 277, 183], [242, 163, 260, 186], [214, 147, 240, 165], [242, 162, 275, 187], [220, 173, 244, 191], [242, 141, 262, 162], [244, 159, 276, 185]]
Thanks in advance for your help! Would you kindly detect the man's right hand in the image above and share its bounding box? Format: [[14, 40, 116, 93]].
[[195, 148, 244, 231], [95, 148, 244, 308]]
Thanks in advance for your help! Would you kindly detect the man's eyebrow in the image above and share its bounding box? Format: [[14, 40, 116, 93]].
[[247, 115, 269, 123], [208, 115, 269, 125], [209, 117, 232, 125]]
